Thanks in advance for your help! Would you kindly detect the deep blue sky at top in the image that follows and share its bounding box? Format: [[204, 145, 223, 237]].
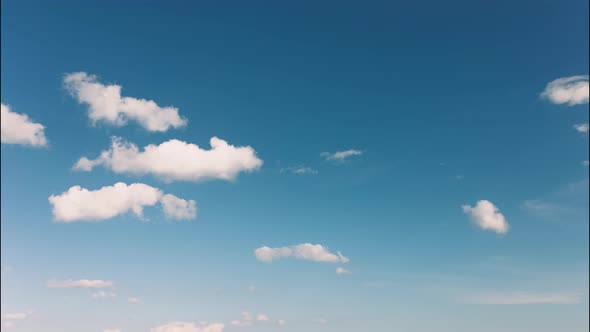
[[1, 1, 589, 331]]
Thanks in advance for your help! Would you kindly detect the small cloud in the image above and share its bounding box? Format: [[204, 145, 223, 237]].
[[465, 291, 582, 304], [1, 311, 32, 329], [462, 200, 509, 234], [321, 149, 362, 161], [314, 318, 328, 325], [92, 291, 117, 299], [541, 75, 589, 106], [230, 311, 284, 328], [455, 174, 464, 180], [1, 103, 47, 147], [254, 243, 349, 264], [574, 123, 589, 133], [522, 179, 589, 221], [128, 297, 141, 304], [336, 267, 352, 275], [280, 166, 318, 175], [582, 160, 589, 167], [47, 279, 113, 289], [247, 285, 256, 293], [104, 329, 121, 332], [151, 322, 224, 332]]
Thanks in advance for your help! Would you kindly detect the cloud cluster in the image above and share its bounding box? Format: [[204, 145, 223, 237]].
[[321, 149, 363, 161], [47, 279, 113, 289], [541, 75, 589, 106], [74, 137, 263, 182], [151, 322, 225, 332], [462, 200, 509, 234], [48, 182, 196, 222], [64, 72, 187, 132], [255, 243, 349, 263], [1, 103, 47, 146]]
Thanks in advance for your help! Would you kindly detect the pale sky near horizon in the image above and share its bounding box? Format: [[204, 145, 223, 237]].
[[1, 1, 589, 331]]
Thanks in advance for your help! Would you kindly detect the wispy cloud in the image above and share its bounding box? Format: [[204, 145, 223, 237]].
[[92, 291, 117, 299], [73, 136, 263, 182], [336, 267, 352, 275], [462, 200, 509, 234], [255, 243, 349, 264], [151, 322, 224, 332], [465, 291, 582, 304], [541, 75, 589, 106], [321, 149, 363, 161], [64, 72, 187, 132], [522, 179, 589, 221], [47, 279, 113, 289], [1, 312, 30, 329], [1, 103, 47, 147], [280, 166, 318, 175]]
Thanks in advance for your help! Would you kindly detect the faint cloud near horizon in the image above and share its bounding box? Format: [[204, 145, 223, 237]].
[[522, 178, 589, 222]]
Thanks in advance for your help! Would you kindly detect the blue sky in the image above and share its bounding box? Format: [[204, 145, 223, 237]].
[[1, 0, 588, 331]]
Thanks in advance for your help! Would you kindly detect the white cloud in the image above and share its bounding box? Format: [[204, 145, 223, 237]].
[[47, 279, 113, 289], [541, 75, 589, 106], [1, 103, 47, 146], [462, 200, 509, 234], [48, 182, 196, 222], [128, 297, 141, 303], [160, 194, 197, 220], [64, 72, 186, 132], [467, 291, 582, 304], [321, 149, 362, 161], [336, 267, 352, 275], [280, 166, 318, 175], [574, 123, 589, 133], [1, 312, 29, 329], [73, 137, 263, 182], [92, 291, 117, 299], [314, 319, 328, 325], [151, 322, 224, 332], [229, 312, 283, 328], [255, 243, 349, 264]]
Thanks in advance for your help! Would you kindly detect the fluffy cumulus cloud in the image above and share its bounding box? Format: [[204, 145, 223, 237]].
[[541, 75, 589, 106], [574, 123, 589, 133], [48, 182, 196, 222], [1, 103, 47, 146], [73, 137, 263, 182], [255, 243, 350, 263], [462, 200, 509, 234], [47, 279, 113, 289], [321, 149, 362, 161], [151, 322, 224, 332], [64, 72, 187, 132]]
